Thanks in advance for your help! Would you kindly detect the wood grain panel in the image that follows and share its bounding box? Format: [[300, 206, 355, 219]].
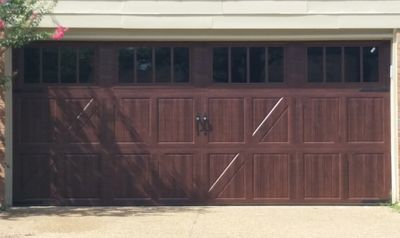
[[347, 98, 384, 142], [304, 154, 341, 199], [59, 98, 101, 143], [252, 98, 289, 143], [158, 154, 193, 200], [17, 154, 53, 200], [348, 154, 385, 199], [112, 154, 152, 200], [19, 99, 55, 144], [253, 154, 290, 199], [208, 153, 246, 199], [115, 98, 150, 143], [157, 98, 194, 143], [303, 98, 340, 143], [58, 154, 102, 199], [208, 98, 244, 143]]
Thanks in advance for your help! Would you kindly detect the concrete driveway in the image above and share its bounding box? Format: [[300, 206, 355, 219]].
[[1, 206, 400, 238]]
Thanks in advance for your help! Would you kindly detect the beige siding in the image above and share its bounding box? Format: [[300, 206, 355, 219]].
[[41, 14, 400, 29], [42, 0, 400, 29], [307, 1, 400, 14], [53, 0, 400, 15]]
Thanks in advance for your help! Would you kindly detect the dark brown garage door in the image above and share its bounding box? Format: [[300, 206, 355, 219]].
[[13, 42, 391, 205]]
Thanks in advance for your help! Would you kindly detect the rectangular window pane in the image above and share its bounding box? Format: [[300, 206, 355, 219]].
[[250, 47, 265, 83], [79, 48, 95, 83], [326, 47, 342, 83], [307, 47, 323, 83], [60, 48, 77, 83], [344, 47, 361, 82], [155, 47, 171, 83], [231, 47, 247, 83], [118, 48, 135, 83], [174, 48, 189, 83], [43, 47, 58, 83], [24, 48, 40, 83], [268, 47, 284, 83], [363, 47, 379, 82], [213, 47, 228, 83], [137, 47, 153, 83]]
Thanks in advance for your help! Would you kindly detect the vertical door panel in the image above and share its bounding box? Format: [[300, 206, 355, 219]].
[[115, 98, 151, 143], [157, 154, 194, 201], [253, 154, 290, 200], [157, 98, 195, 143], [112, 154, 153, 201], [206, 98, 244, 143]]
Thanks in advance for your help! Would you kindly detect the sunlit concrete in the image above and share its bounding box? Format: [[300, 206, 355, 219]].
[[1, 206, 400, 238]]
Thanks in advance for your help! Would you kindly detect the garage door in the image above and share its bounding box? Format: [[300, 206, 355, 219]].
[[13, 42, 391, 205]]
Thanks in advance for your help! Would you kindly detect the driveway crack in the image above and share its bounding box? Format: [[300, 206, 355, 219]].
[[189, 208, 202, 238]]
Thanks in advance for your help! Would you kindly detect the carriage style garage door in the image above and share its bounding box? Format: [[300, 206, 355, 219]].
[[13, 41, 391, 205]]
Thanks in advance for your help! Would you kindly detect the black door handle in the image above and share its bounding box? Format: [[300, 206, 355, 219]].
[[195, 113, 201, 136], [203, 113, 209, 135], [195, 113, 211, 136]]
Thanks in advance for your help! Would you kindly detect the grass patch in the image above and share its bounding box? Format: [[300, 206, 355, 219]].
[[390, 203, 400, 213]]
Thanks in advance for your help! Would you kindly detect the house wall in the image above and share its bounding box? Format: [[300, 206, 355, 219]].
[[40, 0, 400, 29], [0, 52, 4, 207], [2, 0, 400, 206], [396, 31, 400, 202]]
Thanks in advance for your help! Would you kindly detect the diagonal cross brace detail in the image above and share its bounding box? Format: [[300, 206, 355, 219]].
[[208, 153, 240, 193], [67, 98, 94, 130], [252, 97, 284, 136]]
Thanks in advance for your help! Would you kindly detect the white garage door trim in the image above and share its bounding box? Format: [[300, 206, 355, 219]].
[[3, 29, 400, 206]]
